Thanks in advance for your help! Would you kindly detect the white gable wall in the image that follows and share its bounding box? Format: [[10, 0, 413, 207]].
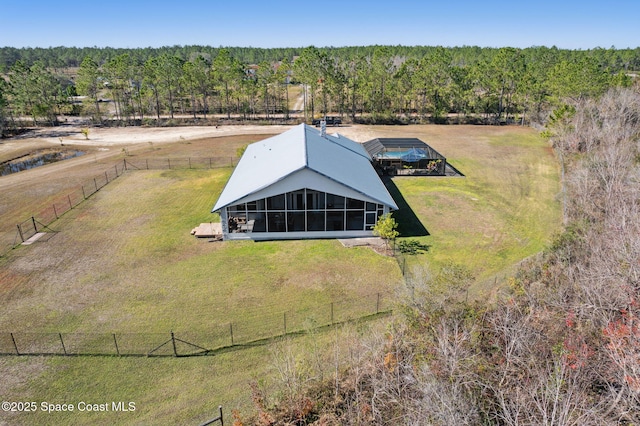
[[229, 168, 389, 207]]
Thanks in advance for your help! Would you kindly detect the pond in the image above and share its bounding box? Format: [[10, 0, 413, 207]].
[[0, 149, 86, 176]]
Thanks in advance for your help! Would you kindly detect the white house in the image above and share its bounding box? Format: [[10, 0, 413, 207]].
[[211, 123, 398, 240]]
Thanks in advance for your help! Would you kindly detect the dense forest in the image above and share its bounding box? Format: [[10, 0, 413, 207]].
[[0, 45, 639, 135]]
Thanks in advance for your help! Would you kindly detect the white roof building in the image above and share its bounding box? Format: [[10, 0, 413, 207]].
[[212, 123, 398, 240]]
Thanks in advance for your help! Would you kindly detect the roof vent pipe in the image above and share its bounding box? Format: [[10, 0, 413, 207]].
[[320, 120, 327, 138]]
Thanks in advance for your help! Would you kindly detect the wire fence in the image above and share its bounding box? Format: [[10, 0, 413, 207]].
[[3, 161, 125, 256], [0, 292, 393, 357], [122, 156, 237, 171], [0, 156, 238, 258], [2, 158, 398, 358]]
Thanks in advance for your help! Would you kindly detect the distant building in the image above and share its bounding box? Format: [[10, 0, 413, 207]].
[[212, 124, 398, 241], [364, 138, 447, 176]]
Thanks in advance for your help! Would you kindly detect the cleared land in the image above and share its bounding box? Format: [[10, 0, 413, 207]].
[[0, 123, 561, 424], [0, 167, 399, 332]]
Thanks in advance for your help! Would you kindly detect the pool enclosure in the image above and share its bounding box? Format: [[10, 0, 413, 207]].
[[363, 137, 447, 175]]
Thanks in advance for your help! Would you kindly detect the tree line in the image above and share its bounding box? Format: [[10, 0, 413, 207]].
[[0, 45, 638, 135], [2, 45, 640, 73]]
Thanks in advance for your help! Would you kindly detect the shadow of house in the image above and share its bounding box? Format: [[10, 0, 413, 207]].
[[382, 177, 429, 237], [445, 162, 465, 177]]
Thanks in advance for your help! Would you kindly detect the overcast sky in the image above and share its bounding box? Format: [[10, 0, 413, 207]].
[[2, 0, 639, 49]]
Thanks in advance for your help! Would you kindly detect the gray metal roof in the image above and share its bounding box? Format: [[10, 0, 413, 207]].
[[212, 124, 398, 212], [364, 137, 446, 160]]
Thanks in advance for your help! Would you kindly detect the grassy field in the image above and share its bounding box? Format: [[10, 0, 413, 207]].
[[0, 124, 561, 424], [0, 167, 400, 335], [392, 127, 561, 295], [0, 133, 262, 255]]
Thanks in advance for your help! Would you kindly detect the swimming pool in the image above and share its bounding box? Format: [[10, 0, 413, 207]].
[[375, 148, 427, 162]]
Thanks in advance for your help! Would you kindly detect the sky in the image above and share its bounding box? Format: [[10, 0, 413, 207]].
[[1, 0, 639, 50]]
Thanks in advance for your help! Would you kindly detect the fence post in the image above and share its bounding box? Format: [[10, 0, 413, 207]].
[[94, 178, 98, 192], [59, 333, 67, 355], [189, 158, 192, 169], [209, 158, 212, 169], [53, 204, 58, 220], [31, 217, 38, 233], [229, 323, 234, 346], [113, 333, 120, 356], [82, 185, 86, 199], [283, 313, 287, 335], [10, 333, 20, 355], [146, 159, 149, 170], [105, 171, 109, 184], [376, 293, 381, 314], [168, 159, 171, 169], [171, 331, 178, 357], [115, 164, 119, 177], [199, 405, 224, 426], [124, 159, 128, 171], [16, 224, 24, 243], [68, 195, 73, 210]]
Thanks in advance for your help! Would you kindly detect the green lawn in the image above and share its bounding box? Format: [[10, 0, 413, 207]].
[[0, 125, 561, 424], [0, 320, 387, 426], [0, 169, 400, 334], [0, 166, 401, 425], [392, 129, 561, 294]]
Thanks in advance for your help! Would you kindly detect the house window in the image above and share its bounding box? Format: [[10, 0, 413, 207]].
[[247, 199, 265, 211], [267, 194, 285, 210], [287, 190, 305, 210], [346, 211, 365, 230], [229, 203, 246, 214], [287, 212, 305, 232], [307, 211, 325, 231], [248, 212, 266, 232], [365, 212, 377, 230], [307, 191, 325, 209], [326, 211, 344, 231], [347, 198, 364, 209], [230, 189, 381, 234], [267, 212, 286, 232], [326, 194, 345, 209]]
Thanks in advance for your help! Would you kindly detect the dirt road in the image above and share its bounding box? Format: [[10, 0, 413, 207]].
[[0, 123, 380, 192]]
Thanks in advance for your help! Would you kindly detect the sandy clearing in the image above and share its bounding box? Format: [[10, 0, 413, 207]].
[[6, 124, 295, 147], [2, 122, 386, 149], [0, 124, 374, 193], [0, 123, 531, 192]]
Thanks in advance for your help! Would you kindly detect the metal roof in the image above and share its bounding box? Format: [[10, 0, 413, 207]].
[[364, 137, 446, 160], [212, 124, 398, 212]]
